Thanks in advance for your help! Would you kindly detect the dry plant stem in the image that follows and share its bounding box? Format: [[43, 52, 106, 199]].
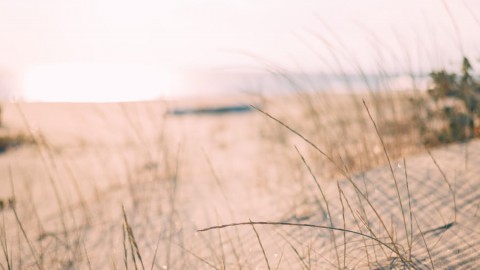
[[63, 159, 90, 224], [295, 147, 341, 268], [441, 0, 464, 54], [249, 220, 271, 270], [122, 206, 145, 270], [308, 27, 376, 143], [338, 187, 372, 268], [23, 182, 45, 239], [413, 215, 435, 270], [129, 231, 138, 270], [170, 241, 219, 270], [120, 104, 148, 149], [167, 144, 181, 270], [150, 232, 162, 270], [202, 151, 248, 268], [9, 170, 43, 270], [363, 100, 410, 250], [225, 232, 242, 270], [1, 213, 12, 270], [196, 228, 224, 268], [251, 105, 343, 173], [355, 208, 391, 261], [337, 183, 347, 269], [199, 221, 399, 255], [274, 248, 285, 270], [278, 231, 328, 269], [403, 158, 414, 262], [253, 105, 405, 262], [122, 223, 129, 270], [14, 104, 70, 244], [426, 149, 457, 223], [204, 148, 247, 267], [203, 149, 236, 216], [83, 242, 92, 270], [16, 231, 22, 269], [282, 237, 310, 270], [213, 214, 226, 270]]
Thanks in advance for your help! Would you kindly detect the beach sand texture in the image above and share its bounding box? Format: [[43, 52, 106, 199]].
[[0, 93, 478, 269]]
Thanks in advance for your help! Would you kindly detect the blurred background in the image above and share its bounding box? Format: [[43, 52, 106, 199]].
[[0, 0, 479, 102]]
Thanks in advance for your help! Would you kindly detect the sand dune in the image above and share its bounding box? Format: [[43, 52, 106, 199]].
[[0, 92, 477, 269]]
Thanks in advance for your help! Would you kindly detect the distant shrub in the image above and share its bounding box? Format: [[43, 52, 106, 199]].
[[412, 57, 480, 146], [0, 132, 29, 153]]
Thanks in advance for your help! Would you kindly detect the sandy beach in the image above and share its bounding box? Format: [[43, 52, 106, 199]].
[[0, 91, 478, 269]]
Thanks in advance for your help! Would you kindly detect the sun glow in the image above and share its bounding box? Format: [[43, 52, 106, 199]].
[[22, 63, 180, 102]]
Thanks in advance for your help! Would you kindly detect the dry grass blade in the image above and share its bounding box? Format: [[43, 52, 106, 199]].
[[14, 104, 71, 245], [402, 158, 415, 263], [82, 241, 92, 270], [127, 222, 138, 270], [441, 0, 464, 54], [283, 237, 310, 270], [170, 241, 220, 270], [363, 99, 410, 253], [1, 214, 12, 270], [9, 168, 43, 270], [295, 146, 341, 268], [413, 215, 435, 269], [251, 105, 344, 175], [254, 104, 406, 263], [203, 149, 245, 268], [11, 197, 42, 270], [337, 183, 347, 269], [166, 143, 182, 269], [122, 206, 145, 270], [338, 186, 372, 267], [274, 247, 285, 270], [150, 232, 162, 270], [199, 221, 399, 254], [426, 149, 457, 223], [122, 223, 129, 270], [249, 219, 271, 270]]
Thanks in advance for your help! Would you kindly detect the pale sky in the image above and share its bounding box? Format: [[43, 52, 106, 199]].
[[0, 0, 479, 101]]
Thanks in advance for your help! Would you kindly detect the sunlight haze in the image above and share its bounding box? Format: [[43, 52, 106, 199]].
[[0, 0, 479, 101]]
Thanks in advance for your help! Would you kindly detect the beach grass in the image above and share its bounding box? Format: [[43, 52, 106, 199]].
[[1, 7, 480, 268], [0, 84, 476, 269]]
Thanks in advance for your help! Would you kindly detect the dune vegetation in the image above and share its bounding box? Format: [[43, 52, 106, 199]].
[[1, 4, 480, 269]]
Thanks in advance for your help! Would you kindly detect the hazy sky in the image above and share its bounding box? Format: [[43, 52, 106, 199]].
[[0, 0, 479, 100]]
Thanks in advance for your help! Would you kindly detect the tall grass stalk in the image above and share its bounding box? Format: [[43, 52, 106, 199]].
[[249, 220, 271, 270], [362, 99, 410, 253], [403, 158, 414, 262], [294, 146, 341, 268], [413, 215, 435, 269], [14, 104, 71, 248], [336, 183, 347, 269], [337, 184, 372, 267], [122, 206, 145, 270], [1, 213, 12, 270], [252, 105, 410, 265], [166, 143, 182, 270], [200, 221, 400, 255], [426, 149, 457, 223], [9, 169, 43, 270]]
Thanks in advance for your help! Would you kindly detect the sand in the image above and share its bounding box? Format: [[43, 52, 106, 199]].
[[0, 91, 477, 269]]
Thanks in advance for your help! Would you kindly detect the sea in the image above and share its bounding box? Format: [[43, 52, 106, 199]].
[[0, 70, 430, 102]]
